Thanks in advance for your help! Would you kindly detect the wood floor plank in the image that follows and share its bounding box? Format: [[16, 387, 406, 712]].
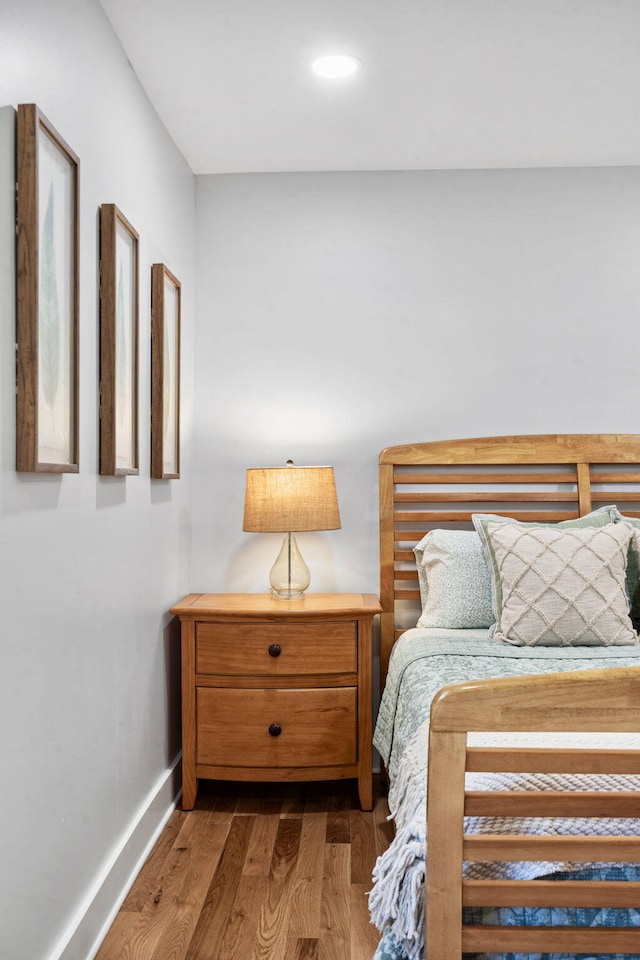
[[325, 789, 351, 844], [148, 814, 233, 960], [350, 884, 380, 960], [185, 814, 257, 960], [96, 778, 391, 960], [237, 795, 282, 816], [304, 782, 330, 812], [217, 874, 269, 960], [201, 781, 240, 817], [210, 796, 239, 816], [280, 783, 307, 818], [94, 912, 140, 958], [120, 809, 188, 914], [319, 843, 351, 960], [251, 817, 303, 960], [137, 808, 208, 918], [285, 937, 319, 960], [350, 809, 377, 885], [270, 818, 304, 884], [96, 806, 225, 960], [288, 810, 328, 938], [243, 804, 282, 876]]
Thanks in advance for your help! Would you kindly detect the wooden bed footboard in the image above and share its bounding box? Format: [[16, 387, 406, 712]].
[[426, 666, 640, 959]]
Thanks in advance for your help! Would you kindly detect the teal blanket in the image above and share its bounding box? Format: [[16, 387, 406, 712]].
[[374, 628, 640, 780]]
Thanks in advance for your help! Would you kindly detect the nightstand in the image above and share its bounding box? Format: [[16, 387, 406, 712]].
[[170, 592, 381, 811]]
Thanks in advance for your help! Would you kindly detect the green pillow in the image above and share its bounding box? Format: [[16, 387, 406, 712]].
[[613, 509, 640, 630], [413, 529, 494, 629]]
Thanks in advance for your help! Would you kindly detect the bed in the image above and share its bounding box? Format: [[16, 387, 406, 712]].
[[368, 434, 640, 960]]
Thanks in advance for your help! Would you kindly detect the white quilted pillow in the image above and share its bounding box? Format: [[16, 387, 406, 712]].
[[480, 521, 639, 647]]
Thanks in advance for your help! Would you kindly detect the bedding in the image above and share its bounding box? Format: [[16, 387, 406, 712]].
[[368, 628, 640, 960]]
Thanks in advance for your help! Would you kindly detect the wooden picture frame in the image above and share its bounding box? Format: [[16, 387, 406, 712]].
[[16, 103, 79, 473], [151, 263, 181, 479], [99, 204, 139, 476]]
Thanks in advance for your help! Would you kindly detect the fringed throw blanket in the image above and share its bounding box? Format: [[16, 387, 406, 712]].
[[369, 629, 640, 960]]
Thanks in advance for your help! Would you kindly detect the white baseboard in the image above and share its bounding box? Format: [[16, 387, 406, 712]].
[[47, 756, 182, 960]]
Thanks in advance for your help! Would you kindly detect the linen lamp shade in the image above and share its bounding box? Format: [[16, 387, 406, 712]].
[[243, 465, 341, 533], [243, 463, 341, 599]]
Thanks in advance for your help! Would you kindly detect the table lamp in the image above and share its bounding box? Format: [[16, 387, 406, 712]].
[[243, 461, 341, 599]]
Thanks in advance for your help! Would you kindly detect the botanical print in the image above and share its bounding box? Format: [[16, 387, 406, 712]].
[[114, 221, 135, 470], [40, 184, 59, 414], [37, 126, 74, 465], [162, 277, 179, 476]]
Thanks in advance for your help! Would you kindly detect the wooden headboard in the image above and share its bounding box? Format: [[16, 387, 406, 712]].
[[379, 434, 640, 683]]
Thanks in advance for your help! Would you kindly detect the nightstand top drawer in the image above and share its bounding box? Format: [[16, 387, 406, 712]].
[[171, 592, 381, 620], [196, 620, 357, 676]]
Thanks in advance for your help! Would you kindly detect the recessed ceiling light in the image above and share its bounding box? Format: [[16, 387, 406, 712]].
[[311, 54, 362, 79]]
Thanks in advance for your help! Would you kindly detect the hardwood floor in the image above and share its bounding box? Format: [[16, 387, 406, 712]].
[[95, 777, 393, 960]]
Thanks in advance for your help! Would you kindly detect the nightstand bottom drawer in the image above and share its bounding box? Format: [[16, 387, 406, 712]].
[[196, 687, 357, 768]]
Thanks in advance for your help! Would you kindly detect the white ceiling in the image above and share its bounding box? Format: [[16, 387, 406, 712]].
[[98, 0, 640, 176]]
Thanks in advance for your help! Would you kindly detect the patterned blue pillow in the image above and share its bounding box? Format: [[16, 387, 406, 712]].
[[414, 529, 494, 629]]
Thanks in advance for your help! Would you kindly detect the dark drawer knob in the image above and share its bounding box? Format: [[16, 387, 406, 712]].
[[268, 723, 282, 737], [268, 643, 282, 658]]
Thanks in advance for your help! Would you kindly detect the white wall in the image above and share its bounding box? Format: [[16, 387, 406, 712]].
[[192, 167, 640, 599], [0, 3, 195, 959]]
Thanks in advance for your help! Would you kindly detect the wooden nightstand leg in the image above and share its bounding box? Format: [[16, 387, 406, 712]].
[[358, 773, 373, 811], [182, 769, 197, 811], [181, 618, 197, 810], [358, 615, 374, 811]]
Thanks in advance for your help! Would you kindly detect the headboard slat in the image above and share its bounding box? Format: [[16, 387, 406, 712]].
[[394, 511, 579, 524], [395, 491, 580, 503], [394, 471, 579, 484], [577, 462, 592, 514], [594, 472, 640, 482]]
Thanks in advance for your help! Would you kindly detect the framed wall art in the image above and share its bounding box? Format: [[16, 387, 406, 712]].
[[151, 263, 181, 479], [99, 204, 139, 476], [16, 103, 80, 473]]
